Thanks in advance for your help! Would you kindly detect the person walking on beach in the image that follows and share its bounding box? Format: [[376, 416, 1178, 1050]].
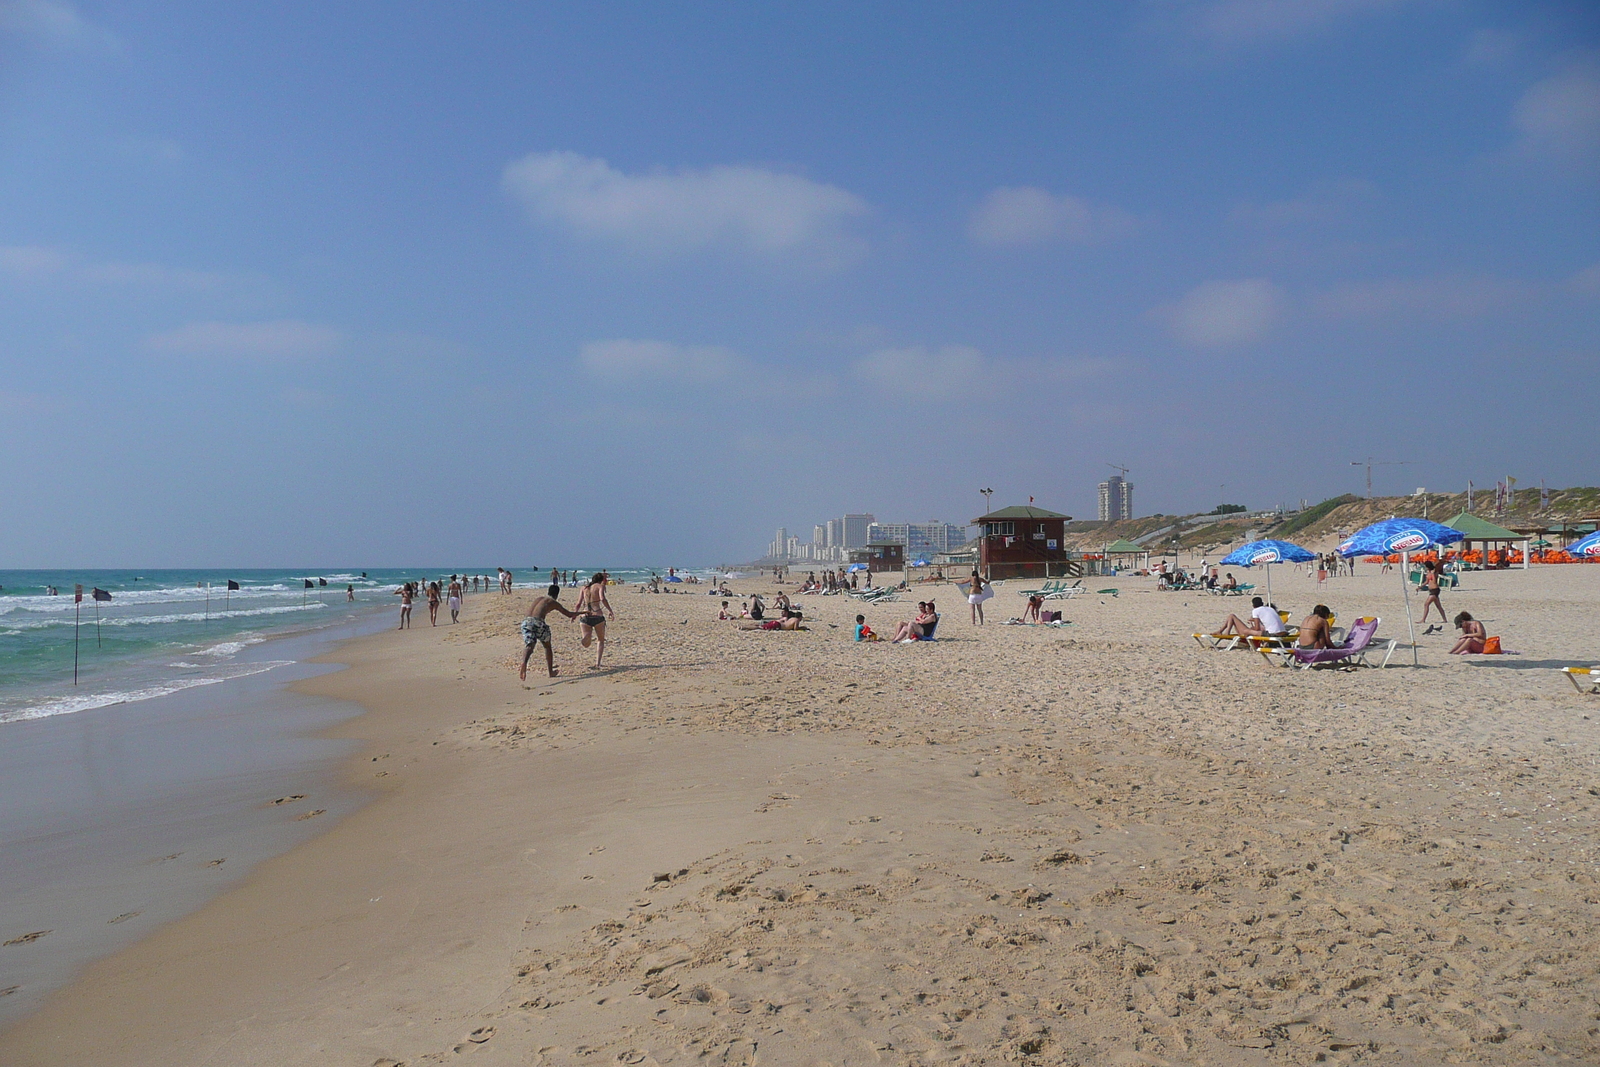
[[398, 584, 413, 629], [574, 572, 615, 667], [347, 583, 355, 602], [967, 569, 990, 625], [448, 577, 463, 623], [426, 581, 442, 626], [1418, 560, 1446, 632], [520, 584, 579, 680]]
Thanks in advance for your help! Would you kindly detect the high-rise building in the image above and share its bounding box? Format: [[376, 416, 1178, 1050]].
[[842, 514, 874, 550], [1098, 476, 1133, 522], [813, 524, 827, 547], [770, 526, 789, 559], [825, 519, 842, 548]]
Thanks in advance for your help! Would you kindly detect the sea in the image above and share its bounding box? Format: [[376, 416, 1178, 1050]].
[[0, 566, 696, 726], [0, 564, 708, 1028]]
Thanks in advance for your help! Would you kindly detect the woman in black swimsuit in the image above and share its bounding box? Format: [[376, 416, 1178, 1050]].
[[574, 573, 615, 667], [1418, 560, 1445, 632]]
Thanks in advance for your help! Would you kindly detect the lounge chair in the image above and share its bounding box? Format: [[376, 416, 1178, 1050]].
[[1561, 667, 1600, 693], [1195, 610, 1292, 651], [1266, 617, 1398, 670]]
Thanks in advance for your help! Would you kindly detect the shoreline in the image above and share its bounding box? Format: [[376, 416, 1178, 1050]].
[[4, 571, 1600, 1063]]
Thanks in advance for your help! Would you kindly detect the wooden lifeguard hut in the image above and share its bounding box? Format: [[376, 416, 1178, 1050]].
[[973, 505, 1073, 580]]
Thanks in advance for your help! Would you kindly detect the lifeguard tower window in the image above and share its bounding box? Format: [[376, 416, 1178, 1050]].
[[1033, 525, 1047, 539], [985, 521, 1015, 536]]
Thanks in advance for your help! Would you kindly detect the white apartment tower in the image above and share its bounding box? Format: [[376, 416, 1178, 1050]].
[[1098, 476, 1133, 522]]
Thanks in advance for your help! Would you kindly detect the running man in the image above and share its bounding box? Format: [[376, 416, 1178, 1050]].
[[573, 572, 615, 668], [520, 584, 579, 680]]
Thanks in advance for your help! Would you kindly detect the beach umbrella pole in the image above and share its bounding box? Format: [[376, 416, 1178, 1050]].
[[1401, 551, 1418, 667], [1264, 563, 1272, 606]]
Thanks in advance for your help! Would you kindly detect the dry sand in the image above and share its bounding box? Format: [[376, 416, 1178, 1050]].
[[4, 565, 1600, 1065]]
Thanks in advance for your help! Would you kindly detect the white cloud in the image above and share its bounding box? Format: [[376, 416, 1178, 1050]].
[[1513, 60, 1600, 163], [1313, 274, 1536, 319], [145, 321, 343, 360], [0, 0, 118, 50], [0, 245, 227, 291], [503, 151, 869, 256], [1463, 27, 1523, 66], [967, 187, 1137, 247], [853, 346, 987, 400], [1229, 178, 1378, 229], [580, 339, 743, 384], [1185, 0, 1412, 47], [0, 245, 72, 278], [1167, 279, 1283, 347], [1571, 263, 1600, 297]]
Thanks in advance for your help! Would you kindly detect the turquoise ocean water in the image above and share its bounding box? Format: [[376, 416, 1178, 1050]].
[[0, 566, 686, 725]]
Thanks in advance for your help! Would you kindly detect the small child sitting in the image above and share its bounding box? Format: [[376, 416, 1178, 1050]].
[[854, 614, 881, 642], [718, 600, 733, 620]]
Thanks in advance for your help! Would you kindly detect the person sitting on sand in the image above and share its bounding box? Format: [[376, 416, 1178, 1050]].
[[1449, 611, 1487, 655], [854, 614, 881, 642], [743, 613, 804, 631], [718, 600, 734, 620], [520, 584, 580, 680], [772, 590, 792, 614], [1296, 604, 1335, 649], [1215, 596, 1285, 639], [890, 602, 938, 643]]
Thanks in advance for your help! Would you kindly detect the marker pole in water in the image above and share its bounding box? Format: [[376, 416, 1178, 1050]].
[[95, 597, 101, 647], [73, 584, 82, 685], [205, 582, 210, 622]]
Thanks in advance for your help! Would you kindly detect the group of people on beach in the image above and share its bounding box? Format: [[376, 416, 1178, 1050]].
[[798, 569, 867, 594], [518, 572, 615, 679], [395, 575, 476, 628]]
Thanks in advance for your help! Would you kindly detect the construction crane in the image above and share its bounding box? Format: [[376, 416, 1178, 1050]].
[[1106, 463, 1130, 478], [1350, 458, 1408, 499]]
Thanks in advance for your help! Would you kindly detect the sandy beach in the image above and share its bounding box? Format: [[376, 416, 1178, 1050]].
[[4, 565, 1600, 1065]]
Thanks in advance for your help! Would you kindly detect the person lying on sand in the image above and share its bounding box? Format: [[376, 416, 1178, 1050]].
[[742, 614, 804, 631], [520, 584, 579, 680], [1215, 596, 1283, 639], [1296, 605, 1335, 649]]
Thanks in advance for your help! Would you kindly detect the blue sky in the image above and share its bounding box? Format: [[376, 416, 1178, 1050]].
[[1, 1, 1596, 567]]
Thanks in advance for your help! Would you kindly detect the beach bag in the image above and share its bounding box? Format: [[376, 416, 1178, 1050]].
[[1483, 635, 1502, 655]]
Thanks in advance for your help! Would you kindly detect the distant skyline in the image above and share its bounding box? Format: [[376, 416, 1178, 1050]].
[[1, 2, 1596, 566]]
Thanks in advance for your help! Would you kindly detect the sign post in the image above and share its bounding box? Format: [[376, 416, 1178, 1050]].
[[73, 584, 82, 684]]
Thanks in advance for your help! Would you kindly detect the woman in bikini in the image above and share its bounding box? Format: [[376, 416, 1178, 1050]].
[[398, 584, 413, 629], [426, 581, 441, 626], [1418, 560, 1446, 632], [574, 572, 615, 667]]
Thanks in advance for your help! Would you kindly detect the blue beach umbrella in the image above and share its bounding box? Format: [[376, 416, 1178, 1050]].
[[1566, 531, 1600, 559], [665, 575, 683, 582], [1219, 538, 1315, 605], [1337, 518, 1465, 666], [847, 563, 868, 572]]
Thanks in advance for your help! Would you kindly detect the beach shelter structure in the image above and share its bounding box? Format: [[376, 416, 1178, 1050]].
[[1444, 512, 1529, 570], [1100, 537, 1149, 572], [1219, 538, 1315, 605], [1337, 518, 1465, 666], [973, 505, 1073, 580]]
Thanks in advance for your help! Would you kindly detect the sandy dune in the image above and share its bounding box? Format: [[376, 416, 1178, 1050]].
[[4, 565, 1599, 1065]]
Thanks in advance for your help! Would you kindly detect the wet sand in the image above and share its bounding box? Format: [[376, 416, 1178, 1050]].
[[3, 566, 1599, 1065]]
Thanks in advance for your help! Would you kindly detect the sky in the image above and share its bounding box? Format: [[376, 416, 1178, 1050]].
[[0, 0, 1596, 567]]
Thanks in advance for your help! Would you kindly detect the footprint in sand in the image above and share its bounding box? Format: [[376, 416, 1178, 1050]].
[[3, 930, 50, 946], [154, 852, 183, 863], [0, 985, 18, 997], [452, 1025, 495, 1053], [271, 794, 307, 806], [294, 809, 327, 821], [205, 859, 226, 868], [108, 912, 141, 924]]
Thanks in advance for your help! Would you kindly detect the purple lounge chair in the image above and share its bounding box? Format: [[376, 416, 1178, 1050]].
[[1288, 616, 1389, 670]]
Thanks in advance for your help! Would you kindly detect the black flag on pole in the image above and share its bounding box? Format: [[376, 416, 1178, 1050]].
[[304, 579, 314, 588], [318, 577, 327, 587], [92, 588, 111, 601], [226, 580, 241, 591]]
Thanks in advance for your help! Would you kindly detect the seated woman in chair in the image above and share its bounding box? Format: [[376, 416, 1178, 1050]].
[[1296, 605, 1335, 649]]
